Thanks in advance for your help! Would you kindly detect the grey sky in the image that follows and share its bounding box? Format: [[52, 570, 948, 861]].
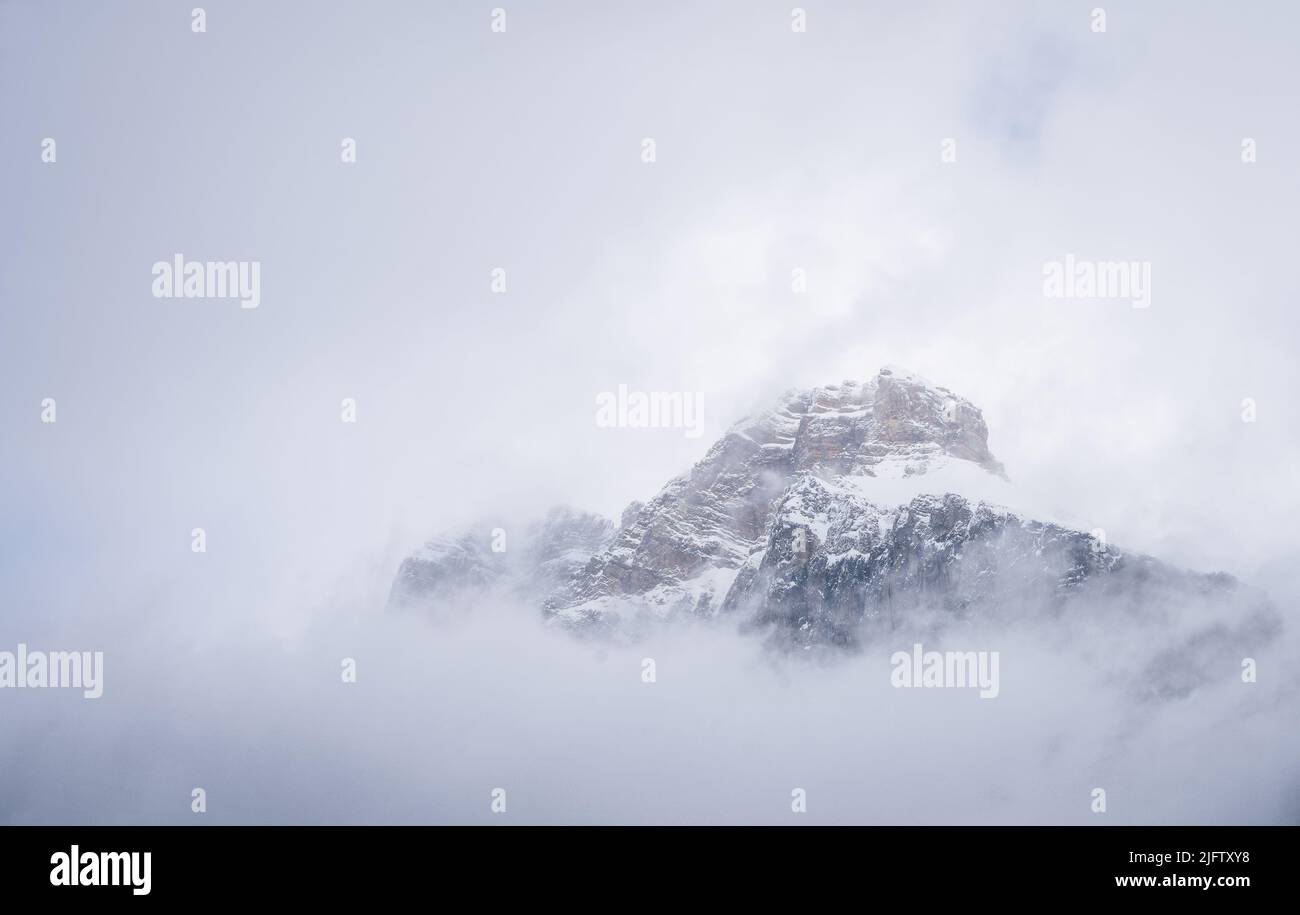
[[2, 1, 1298, 823]]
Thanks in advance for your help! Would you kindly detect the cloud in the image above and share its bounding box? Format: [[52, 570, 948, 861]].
[[2, 0, 1297, 824]]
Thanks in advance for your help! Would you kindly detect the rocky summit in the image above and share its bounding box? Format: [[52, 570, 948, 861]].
[[390, 367, 1276, 667]]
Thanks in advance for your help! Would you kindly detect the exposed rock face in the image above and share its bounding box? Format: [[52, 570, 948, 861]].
[[718, 478, 1263, 651], [544, 367, 1006, 626], [391, 366, 1277, 673]]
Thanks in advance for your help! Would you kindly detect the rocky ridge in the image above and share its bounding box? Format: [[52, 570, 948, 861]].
[[390, 367, 1276, 670]]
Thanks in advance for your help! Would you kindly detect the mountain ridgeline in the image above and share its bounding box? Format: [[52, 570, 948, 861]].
[[389, 367, 1276, 687]]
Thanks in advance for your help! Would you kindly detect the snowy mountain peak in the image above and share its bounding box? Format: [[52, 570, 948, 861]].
[[532, 368, 1012, 626], [731, 366, 1004, 481], [391, 368, 1270, 664]]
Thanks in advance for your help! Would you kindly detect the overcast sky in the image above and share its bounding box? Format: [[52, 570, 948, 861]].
[[2, 1, 1298, 823]]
